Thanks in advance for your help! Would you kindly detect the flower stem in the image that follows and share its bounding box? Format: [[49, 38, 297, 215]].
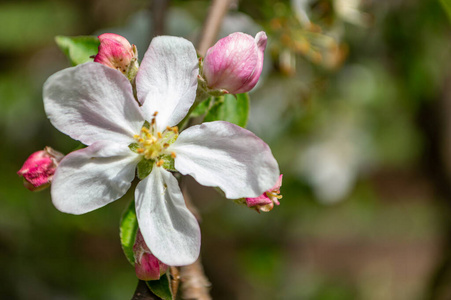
[[196, 0, 234, 56]]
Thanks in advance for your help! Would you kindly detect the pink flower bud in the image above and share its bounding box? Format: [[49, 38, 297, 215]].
[[246, 174, 283, 212], [133, 230, 168, 281], [17, 147, 64, 191], [202, 31, 267, 94], [94, 33, 137, 76]]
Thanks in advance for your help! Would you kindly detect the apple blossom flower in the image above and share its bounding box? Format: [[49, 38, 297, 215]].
[[94, 33, 138, 80], [133, 230, 168, 281], [202, 32, 267, 94], [245, 174, 283, 212], [43, 35, 279, 266], [17, 147, 64, 191]]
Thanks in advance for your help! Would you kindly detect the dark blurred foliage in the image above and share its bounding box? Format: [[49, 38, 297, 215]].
[[1, 0, 451, 299]]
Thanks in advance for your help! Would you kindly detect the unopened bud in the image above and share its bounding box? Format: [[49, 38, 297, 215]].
[[202, 31, 267, 94], [133, 230, 168, 281], [246, 174, 283, 212], [94, 33, 139, 81], [17, 147, 64, 191]]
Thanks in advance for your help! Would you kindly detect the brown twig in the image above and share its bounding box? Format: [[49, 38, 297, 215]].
[[196, 0, 234, 56], [170, 266, 181, 299], [151, 0, 170, 37], [179, 258, 212, 300]]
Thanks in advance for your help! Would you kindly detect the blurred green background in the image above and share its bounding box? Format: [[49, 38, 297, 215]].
[[1, 0, 451, 299]]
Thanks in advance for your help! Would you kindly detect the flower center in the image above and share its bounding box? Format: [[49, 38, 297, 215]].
[[266, 189, 282, 205], [133, 112, 178, 166]]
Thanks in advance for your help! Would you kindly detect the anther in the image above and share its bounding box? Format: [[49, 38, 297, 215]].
[[156, 160, 164, 167], [171, 152, 177, 158], [157, 132, 163, 139]]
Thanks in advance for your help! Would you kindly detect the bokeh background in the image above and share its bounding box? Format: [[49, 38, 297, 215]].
[[1, 0, 451, 299]]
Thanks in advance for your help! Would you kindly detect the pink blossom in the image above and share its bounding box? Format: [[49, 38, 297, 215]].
[[202, 31, 267, 94], [94, 33, 137, 75], [43, 36, 279, 265], [246, 174, 283, 212], [133, 230, 168, 281], [17, 147, 64, 191]]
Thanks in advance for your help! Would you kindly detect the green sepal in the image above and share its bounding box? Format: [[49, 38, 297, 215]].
[[161, 155, 176, 171], [129, 143, 140, 153], [119, 199, 138, 266], [203, 93, 250, 128], [137, 159, 154, 180], [143, 120, 151, 129], [146, 273, 173, 300], [55, 35, 100, 66], [73, 142, 87, 151]]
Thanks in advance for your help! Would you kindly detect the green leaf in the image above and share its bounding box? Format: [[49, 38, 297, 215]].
[[120, 199, 138, 266], [203, 93, 250, 127], [190, 97, 212, 118], [55, 35, 100, 66], [146, 273, 173, 300], [137, 159, 153, 180], [440, 0, 451, 22]]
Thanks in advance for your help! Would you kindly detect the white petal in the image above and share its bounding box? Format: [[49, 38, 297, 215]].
[[135, 167, 200, 266], [136, 36, 198, 131], [170, 121, 279, 199], [51, 141, 140, 214], [44, 62, 144, 146]]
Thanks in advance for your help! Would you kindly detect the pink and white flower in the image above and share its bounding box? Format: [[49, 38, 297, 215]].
[[246, 174, 283, 212], [202, 32, 267, 94], [43, 36, 279, 266]]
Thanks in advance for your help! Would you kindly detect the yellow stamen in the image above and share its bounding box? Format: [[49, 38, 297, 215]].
[[171, 152, 177, 158]]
